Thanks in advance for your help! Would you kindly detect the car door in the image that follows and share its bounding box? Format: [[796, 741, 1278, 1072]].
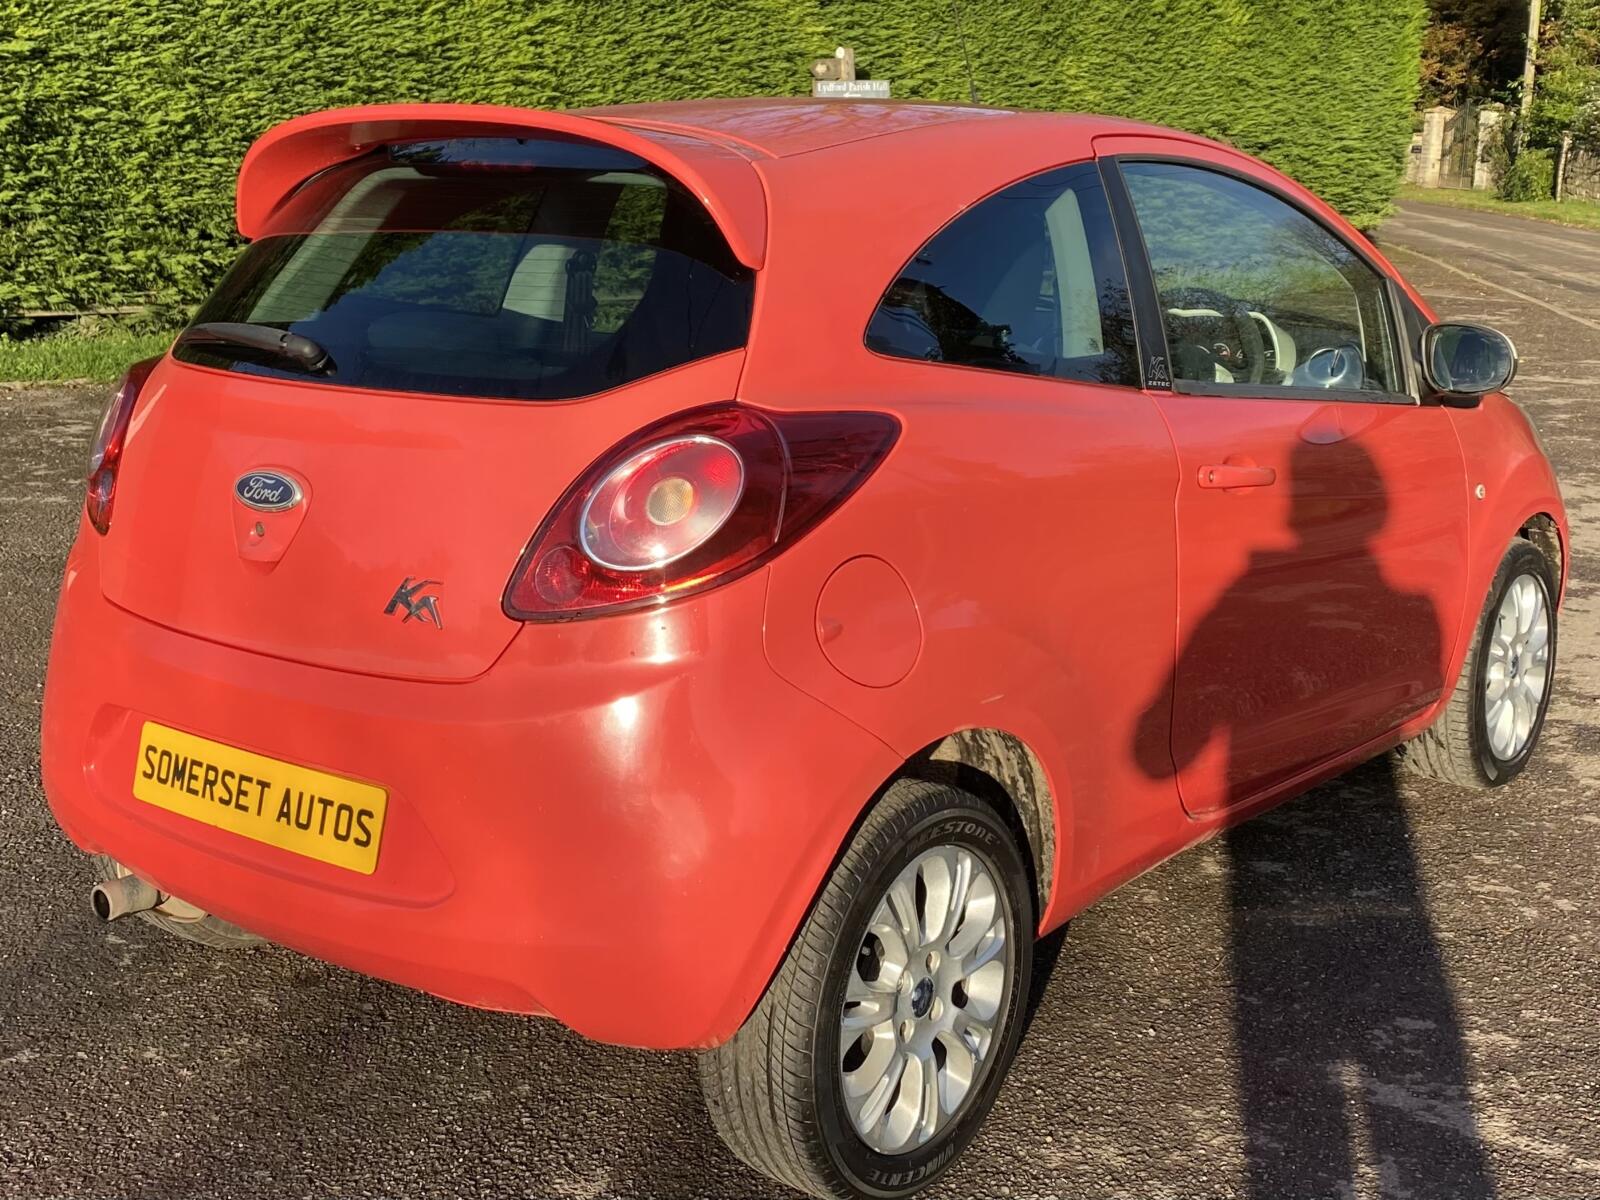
[[1107, 155, 1469, 815]]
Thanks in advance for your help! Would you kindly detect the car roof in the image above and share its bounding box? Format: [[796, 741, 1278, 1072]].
[[236, 101, 1218, 277], [573, 97, 1164, 160]]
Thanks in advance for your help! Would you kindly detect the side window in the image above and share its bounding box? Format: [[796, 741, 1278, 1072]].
[[865, 162, 1139, 387], [1121, 162, 1401, 396]]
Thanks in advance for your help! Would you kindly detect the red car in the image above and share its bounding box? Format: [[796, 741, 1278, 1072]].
[[43, 100, 1564, 1198]]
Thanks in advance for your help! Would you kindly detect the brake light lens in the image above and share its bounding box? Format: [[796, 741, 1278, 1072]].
[[86, 357, 160, 535], [504, 404, 900, 620], [579, 435, 746, 571]]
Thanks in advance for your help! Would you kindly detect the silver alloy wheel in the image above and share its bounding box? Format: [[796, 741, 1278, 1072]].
[[839, 845, 1011, 1155], [1485, 572, 1551, 762]]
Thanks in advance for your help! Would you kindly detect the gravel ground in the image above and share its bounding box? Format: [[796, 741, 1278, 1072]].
[[0, 200, 1596, 1199]]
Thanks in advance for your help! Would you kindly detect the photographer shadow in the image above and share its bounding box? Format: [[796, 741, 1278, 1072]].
[[1137, 437, 1498, 1199]]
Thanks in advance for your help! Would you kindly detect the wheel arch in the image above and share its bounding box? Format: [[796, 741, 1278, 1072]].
[[1432, 497, 1568, 740], [895, 728, 1059, 925], [708, 726, 1062, 1048], [1518, 511, 1566, 601]]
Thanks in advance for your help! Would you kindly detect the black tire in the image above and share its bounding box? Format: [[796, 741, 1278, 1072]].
[[91, 855, 264, 950], [1395, 538, 1557, 788], [698, 779, 1034, 1200]]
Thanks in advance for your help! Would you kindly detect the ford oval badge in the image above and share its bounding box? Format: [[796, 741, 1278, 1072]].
[[234, 470, 303, 513]]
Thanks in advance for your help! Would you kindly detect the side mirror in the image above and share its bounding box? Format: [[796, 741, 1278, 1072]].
[[1421, 322, 1518, 404]]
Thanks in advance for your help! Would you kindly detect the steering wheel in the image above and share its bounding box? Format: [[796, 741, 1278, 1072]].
[[1293, 343, 1366, 390], [1164, 287, 1266, 384]]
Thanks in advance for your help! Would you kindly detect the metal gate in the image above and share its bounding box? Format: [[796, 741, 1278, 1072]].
[[1438, 103, 1479, 189]]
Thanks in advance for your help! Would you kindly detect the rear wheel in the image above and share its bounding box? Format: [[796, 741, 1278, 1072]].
[[90, 855, 263, 950], [698, 779, 1033, 1199], [1396, 538, 1557, 788]]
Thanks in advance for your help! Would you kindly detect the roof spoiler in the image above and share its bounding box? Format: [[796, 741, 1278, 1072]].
[[235, 104, 767, 269]]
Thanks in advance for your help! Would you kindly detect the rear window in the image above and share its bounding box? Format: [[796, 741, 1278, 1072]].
[[174, 138, 754, 400]]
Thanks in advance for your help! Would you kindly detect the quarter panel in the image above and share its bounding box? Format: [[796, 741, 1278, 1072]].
[[745, 132, 1191, 931], [758, 364, 1185, 932]]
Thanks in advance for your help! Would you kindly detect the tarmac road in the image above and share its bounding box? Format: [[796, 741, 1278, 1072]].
[[1383, 200, 1600, 313], [1, 200, 1596, 1199]]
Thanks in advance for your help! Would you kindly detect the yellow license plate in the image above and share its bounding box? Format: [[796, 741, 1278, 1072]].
[[132, 721, 387, 874]]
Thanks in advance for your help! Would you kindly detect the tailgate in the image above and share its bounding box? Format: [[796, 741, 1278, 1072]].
[[98, 352, 745, 680]]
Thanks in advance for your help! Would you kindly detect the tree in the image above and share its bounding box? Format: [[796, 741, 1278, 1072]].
[[1526, 0, 1600, 146], [1420, 0, 1528, 105]]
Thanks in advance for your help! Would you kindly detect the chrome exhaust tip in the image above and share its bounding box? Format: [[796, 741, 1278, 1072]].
[[91, 874, 161, 922]]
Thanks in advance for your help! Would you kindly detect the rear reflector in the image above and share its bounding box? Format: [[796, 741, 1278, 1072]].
[[504, 404, 900, 621]]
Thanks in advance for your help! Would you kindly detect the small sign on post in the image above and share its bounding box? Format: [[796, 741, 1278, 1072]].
[[810, 46, 890, 99], [813, 79, 892, 99]]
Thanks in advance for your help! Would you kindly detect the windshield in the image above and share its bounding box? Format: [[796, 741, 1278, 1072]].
[[173, 138, 754, 401]]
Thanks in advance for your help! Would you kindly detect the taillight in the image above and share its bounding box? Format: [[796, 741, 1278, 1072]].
[[504, 404, 900, 621], [85, 357, 161, 535], [580, 435, 747, 571]]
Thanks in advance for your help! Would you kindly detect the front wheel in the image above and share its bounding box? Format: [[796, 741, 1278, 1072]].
[[1396, 538, 1557, 788], [699, 779, 1034, 1199]]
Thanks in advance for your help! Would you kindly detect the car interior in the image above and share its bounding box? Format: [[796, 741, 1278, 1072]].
[[1122, 160, 1400, 396], [173, 142, 755, 401]]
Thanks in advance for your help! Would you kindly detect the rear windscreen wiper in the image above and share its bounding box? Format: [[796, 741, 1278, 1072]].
[[176, 322, 335, 375]]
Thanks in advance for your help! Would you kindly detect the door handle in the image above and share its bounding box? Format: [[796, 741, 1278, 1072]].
[[1197, 462, 1277, 490]]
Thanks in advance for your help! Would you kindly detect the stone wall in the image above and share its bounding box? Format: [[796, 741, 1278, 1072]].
[[1561, 147, 1600, 203]]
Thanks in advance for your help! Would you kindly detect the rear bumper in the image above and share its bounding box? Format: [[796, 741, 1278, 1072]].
[[41, 534, 898, 1049]]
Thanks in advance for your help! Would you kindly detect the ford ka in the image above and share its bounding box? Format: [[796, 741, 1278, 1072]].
[[42, 100, 1565, 1198]]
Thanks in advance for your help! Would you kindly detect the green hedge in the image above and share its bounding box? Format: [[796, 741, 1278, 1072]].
[[0, 0, 1425, 317], [1500, 147, 1557, 201]]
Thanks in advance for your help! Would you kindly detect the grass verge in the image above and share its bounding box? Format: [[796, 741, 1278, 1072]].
[[0, 328, 175, 384], [1397, 184, 1600, 232]]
